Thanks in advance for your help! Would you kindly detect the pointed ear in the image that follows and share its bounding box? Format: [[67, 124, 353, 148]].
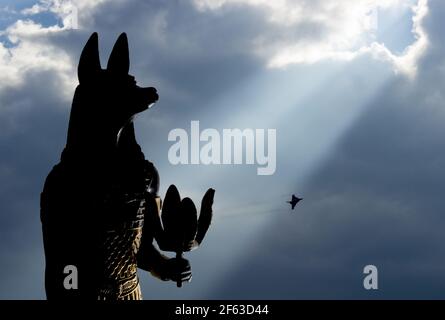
[[107, 32, 130, 74], [78, 32, 101, 83]]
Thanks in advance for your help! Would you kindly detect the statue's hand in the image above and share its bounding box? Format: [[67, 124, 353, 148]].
[[146, 185, 215, 253], [157, 256, 192, 283]]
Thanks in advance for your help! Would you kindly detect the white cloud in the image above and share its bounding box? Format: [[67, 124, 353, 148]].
[[0, 19, 74, 97], [0, 0, 114, 101], [21, 4, 48, 15], [21, 0, 107, 19], [375, 0, 429, 76], [19, 0, 116, 30], [193, 0, 429, 77], [0, 0, 431, 107]]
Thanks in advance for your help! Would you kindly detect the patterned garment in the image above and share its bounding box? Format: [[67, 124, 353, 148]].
[[98, 196, 146, 300]]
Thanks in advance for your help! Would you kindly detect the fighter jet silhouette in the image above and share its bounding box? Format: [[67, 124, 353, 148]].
[[287, 194, 302, 210]]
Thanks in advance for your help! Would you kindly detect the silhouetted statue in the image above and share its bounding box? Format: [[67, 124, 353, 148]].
[[287, 194, 302, 210], [40, 32, 215, 300]]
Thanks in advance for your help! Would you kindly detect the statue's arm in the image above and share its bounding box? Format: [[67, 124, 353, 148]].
[[137, 237, 170, 280]]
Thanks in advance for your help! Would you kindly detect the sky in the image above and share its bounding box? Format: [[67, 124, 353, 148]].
[[1, 0, 445, 299]]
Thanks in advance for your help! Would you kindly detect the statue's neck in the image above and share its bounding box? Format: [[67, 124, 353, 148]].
[[65, 109, 121, 163]]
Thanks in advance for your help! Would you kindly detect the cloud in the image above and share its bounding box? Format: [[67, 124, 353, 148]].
[[21, 0, 107, 19], [0, 0, 116, 101], [0, 0, 428, 102], [193, 0, 428, 76], [0, 20, 73, 96], [0, 0, 444, 299]]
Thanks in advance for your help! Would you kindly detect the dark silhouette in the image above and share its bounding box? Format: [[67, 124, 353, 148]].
[[287, 194, 302, 210], [40, 32, 214, 300], [147, 184, 214, 287]]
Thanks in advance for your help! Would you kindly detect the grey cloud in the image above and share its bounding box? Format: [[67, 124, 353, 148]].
[[0, 0, 444, 299]]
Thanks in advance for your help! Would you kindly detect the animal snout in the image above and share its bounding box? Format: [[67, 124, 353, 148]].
[[133, 87, 159, 113], [142, 87, 159, 103]]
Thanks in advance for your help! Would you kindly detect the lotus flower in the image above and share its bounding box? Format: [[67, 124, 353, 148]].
[[146, 185, 215, 286]]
